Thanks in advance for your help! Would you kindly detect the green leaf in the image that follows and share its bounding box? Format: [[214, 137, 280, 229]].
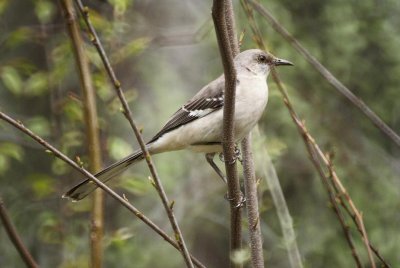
[[37, 211, 61, 244], [111, 37, 150, 64], [108, 137, 133, 160], [0, 154, 10, 174], [63, 100, 83, 122], [25, 72, 48, 96], [26, 116, 50, 137], [109, 0, 133, 14], [27, 173, 55, 198], [0, 142, 24, 161], [34, 0, 55, 24], [51, 158, 69, 176], [1, 66, 23, 95], [0, 0, 9, 15], [118, 174, 151, 195], [5, 27, 33, 48]]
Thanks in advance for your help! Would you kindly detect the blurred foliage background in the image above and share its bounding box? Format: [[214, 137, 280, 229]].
[[0, 0, 399, 267]]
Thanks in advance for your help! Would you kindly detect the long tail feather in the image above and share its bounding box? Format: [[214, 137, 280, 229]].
[[63, 150, 144, 201]]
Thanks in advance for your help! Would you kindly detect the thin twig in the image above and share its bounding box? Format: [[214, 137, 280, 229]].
[[0, 196, 39, 268], [72, 1, 194, 266], [327, 158, 391, 268], [59, 1, 104, 266], [246, 0, 400, 149], [212, 1, 243, 266], [241, 134, 264, 268], [0, 111, 206, 268], [305, 144, 363, 268]]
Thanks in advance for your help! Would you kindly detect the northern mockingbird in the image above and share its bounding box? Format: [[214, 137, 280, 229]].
[[64, 49, 293, 201]]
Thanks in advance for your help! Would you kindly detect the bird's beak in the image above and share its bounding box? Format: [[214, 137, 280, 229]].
[[272, 57, 294, 66]]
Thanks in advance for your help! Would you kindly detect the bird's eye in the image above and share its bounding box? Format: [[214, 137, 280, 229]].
[[257, 55, 268, 63]]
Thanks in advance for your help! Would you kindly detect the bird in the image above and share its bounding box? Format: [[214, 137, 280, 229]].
[[63, 49, 293, 201]]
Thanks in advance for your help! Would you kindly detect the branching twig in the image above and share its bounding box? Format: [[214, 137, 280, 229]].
[[72, 1, 194, 266], [0, 111, 206, 268], [327, 158, 391, 267], [0, 196, 39, 268], [212, 1, 243, 266], [246, 0, 400, 149], [60, 1, 104, 266]]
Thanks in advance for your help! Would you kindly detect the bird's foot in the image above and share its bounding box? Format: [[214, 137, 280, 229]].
[[224, 191, 246, 208]]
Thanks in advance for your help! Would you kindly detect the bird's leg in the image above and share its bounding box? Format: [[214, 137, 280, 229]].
[[205, 153, 227, 183], [215, 146, 247, 208]]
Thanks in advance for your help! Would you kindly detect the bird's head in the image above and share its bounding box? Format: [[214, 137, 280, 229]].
[[235, 49, 293, 77]]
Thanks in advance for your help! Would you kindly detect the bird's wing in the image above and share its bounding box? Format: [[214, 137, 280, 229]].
[[148, 75, 225, 143]]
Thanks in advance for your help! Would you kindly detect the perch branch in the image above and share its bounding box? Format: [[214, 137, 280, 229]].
[[212, 0, 243, 266]]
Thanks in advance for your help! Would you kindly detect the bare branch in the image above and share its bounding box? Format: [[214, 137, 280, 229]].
[[71, 1, 194, 266], [212, 1, 243, 266], [60, 0, 104, 266], [246, 0, 400, 148], [241, 135, 264, 268], [0, 196, 39, 268], [0, 111, 206, 268]]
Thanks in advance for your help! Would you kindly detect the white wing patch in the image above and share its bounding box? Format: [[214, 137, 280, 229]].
[[188, 108, 214, 117]]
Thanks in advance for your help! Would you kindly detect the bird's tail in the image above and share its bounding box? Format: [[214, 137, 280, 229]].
[[63, 149, 145, 201]]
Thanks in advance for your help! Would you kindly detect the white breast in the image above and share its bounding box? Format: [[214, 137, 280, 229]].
[[234, 74, 268, 140]]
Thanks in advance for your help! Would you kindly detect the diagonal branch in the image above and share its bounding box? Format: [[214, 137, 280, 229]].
[[212, 0, 243, 266], [246, 0, 400, 148], [0, 111, 205, 268], [0, 196, 39, 268], [72, 1, 194, 266]]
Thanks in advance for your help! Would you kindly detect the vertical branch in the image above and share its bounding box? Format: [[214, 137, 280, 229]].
[[60, 0, 104, 267], [70, 1, 194, 267], [253, 130, 304, 268], [241, 134, 264, 268], [211, 0, 242, 266], [0, 197, 39, 268], [241, 2, 303, 267]]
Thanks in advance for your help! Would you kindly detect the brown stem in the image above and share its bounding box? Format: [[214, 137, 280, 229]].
[[212, 1, 243, 267], [0, 197, 39, 268], [304, 144, 363, 268], [60, 1, 104, 266], [327, 161, 391, 268], [241, 135, 264, 268], [0, 111, 206, 268], [71, 1, 194, 267], [246, 0, 400, 149]]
